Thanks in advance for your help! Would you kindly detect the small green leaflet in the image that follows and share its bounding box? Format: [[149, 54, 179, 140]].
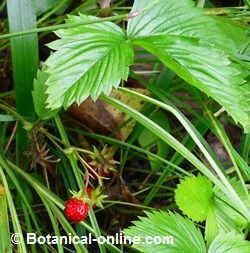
[[124, 211, 206, 253], [175, 175, 214, 222], [44, 14, 133, 109], [32, 70, 59, 120]]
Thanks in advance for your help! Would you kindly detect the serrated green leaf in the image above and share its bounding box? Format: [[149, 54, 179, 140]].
[[175, 175, 214, 222], [133, 35, 250, 132], [128, 0, 250, 132], [32, 70, 59, 120], [208, 232, 250, 253], [44, 14, 133, 109], [124, 211, 206, 253], [127, 0, 248, 53]]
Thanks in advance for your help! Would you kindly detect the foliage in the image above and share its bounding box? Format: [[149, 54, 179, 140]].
[[208, 232, 250, 253], [0, 0, 250, 253], [124, 211, 250, 253], [44, 14, 133, 109], [32, 70, 59, 120], [37, 0, 250, 132], [175, 175, 214, 222], [124, 211, 206, 253]]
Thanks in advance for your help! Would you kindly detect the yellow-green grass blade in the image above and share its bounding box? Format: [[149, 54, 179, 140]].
[[0, 184, 11, 253]]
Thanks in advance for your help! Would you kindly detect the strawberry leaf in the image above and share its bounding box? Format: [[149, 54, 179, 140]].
[[124, 211, 206, 253], [133, 35, 250, 132], [128, 0, 250, 132], [32, 70, 59, 120], [44, 14, 133, 109], [127, 0, 248, 53], [175, 175, 214, 222]]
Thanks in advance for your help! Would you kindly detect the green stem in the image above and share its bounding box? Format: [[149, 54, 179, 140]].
[[37, 0, 70, 24], [88, 208, 106, 253], [104, 200, 154, 210], [54, 115, 82, 189], [54, 115, 106, 252], [0, 14, 128, 40], [0, 103, 27, 124], [66, 127, 191, 176]]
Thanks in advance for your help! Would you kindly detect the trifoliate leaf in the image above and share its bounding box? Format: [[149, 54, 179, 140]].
[[175, 175, 214, 222], [124, 211, 206, 253], [208, 232, 250, 253], [44, 14, 133, 109], [32, 70, 59, 120]]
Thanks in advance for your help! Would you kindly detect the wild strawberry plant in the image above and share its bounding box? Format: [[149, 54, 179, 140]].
[[37, 0, 250, 132], [0, 0, 249, 252]]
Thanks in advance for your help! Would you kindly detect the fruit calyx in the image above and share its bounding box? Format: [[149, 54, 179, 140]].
[[70, 186, 106, 209], [86, 145, 119, 178]]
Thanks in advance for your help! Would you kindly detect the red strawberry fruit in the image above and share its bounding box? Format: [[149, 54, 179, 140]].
[[64, 198, 89, 222]]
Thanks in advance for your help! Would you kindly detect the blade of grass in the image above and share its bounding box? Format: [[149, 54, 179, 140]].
[[0, 167, 27, 253], [21, 203, 37, 253], [6, 0, 39, 162], [206, 108, 249, 197], [130, 72, 224, 170], [40, 194, 74, 253], [0, 14, 128, 40], [240, 134, 250, 162], [101, 93, 250, 221], [0, 146, 46, 251], [37, 0, 71, 24], [35, 0, 61, 16], [0, 183, 11, 253], [144, 121, 209, 205]]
